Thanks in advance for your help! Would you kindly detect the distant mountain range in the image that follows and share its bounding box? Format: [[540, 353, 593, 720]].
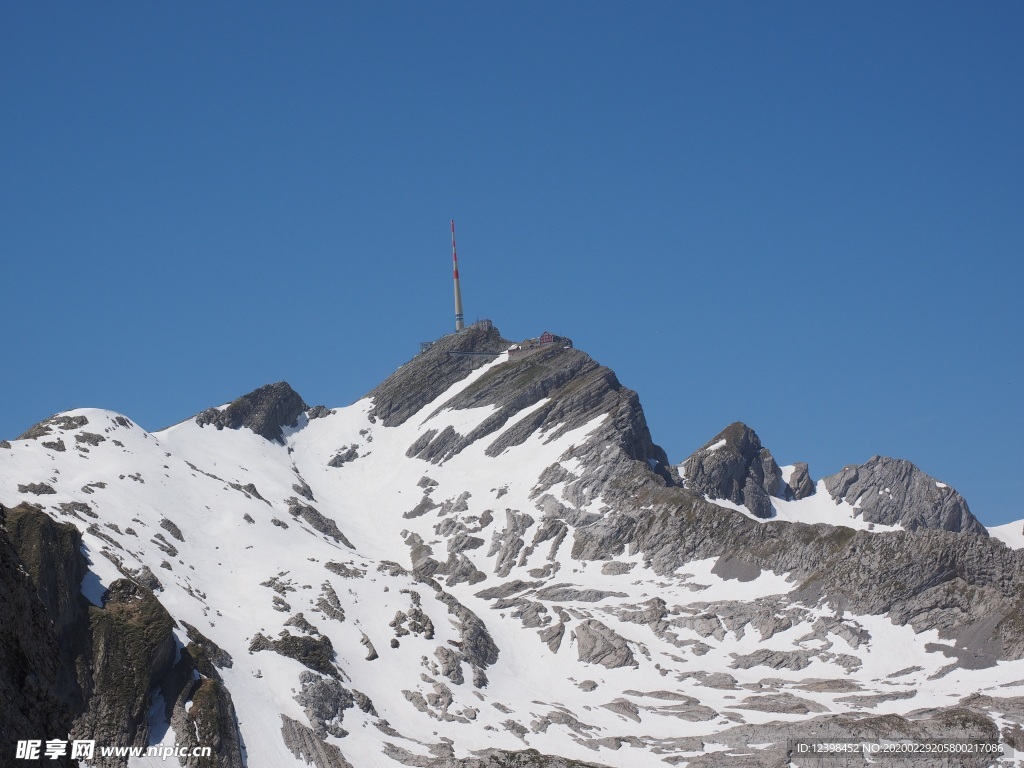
[[2, 321, 1022, 767]]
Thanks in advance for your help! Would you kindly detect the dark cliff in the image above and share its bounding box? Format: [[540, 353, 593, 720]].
[[195, 381, 308, 443], [0, 504, 77, 766]]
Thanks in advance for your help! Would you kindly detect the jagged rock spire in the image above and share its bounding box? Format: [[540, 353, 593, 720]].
[[681, 422, 782, 519], [195, 381, 308, 444]]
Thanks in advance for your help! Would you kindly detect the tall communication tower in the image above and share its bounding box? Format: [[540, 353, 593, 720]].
[[451, 220, 465, 331]]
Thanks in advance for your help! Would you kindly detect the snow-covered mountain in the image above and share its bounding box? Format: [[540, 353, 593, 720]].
[[2, 321, 1023, 768]]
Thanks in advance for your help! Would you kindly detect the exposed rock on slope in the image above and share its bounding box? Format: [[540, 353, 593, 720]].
[[823, 455, 987, 535], [368, 324, 509, 428], [383, 746, 608, 768], [167, 625, 245, 768], [195, 381, 308, 443], [0, 504, 75, 766], [572, 487, 1024, 659], [2, 504, 177, 764], [74, 579, 177, 759], [784, 461, 815, 500], [4, 503, 91, 717], [17, 414, 92, 441], [445, 344, 668, 475], [681, 422, 781, 518], [377, 325, 671, 508]]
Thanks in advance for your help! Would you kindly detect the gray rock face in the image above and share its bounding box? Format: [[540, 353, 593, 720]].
[[537, 621, 566, 652], [371, 324, 672, 501], [571, 485, 1024, 660], [17, 414, 90, 441], [0, 504, 76, 765], [296, 671, 355, 738], [823, 456, 986, 534], [734, 691, 828, 715], [383, 745, 607, 768], [650, 706, 999, 768], [682, 422, 782, 519], [328, 445, 359, 467], [433, 588, 499, 685], [249, 632, 338, 678], [785, 461, 815, 500], [165, 627, 245, 768], [573, 620, 636, 669], [5, 504, 90, 647], [286, 498, 354, 547], [18, 482, 56, 495], [487, 510, 534, 577], [368, 324, 509, 428], [74, 580, 177, 758], [195, 381, 308, 443], [280, 714, 355, 768]]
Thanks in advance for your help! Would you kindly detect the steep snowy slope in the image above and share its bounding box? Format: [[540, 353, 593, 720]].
[[2, 321, 1024, 767]]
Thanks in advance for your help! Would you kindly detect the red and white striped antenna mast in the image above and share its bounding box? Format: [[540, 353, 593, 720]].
[[451, 219, 465, 331]]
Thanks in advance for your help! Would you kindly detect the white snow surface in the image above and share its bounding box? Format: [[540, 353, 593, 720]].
[[704, 438, 727, 452], [990, 520, 1024, 550], [1, 367, 1021, 767], [704, 478, 903, 532]]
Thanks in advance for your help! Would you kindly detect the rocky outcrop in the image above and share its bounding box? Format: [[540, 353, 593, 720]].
[[165, 625, 244, 768], [6, 505, 89, 637], [823, 455, 987, 534], [368, 323, 509, 428], [295, 671, 357, 738], [3, 505, 189, 765], [681, 423, 782, 518], [18, 482, 56, 495], [286, 498, 354, 547], [4, 503, 91, 714], [74, 580, 177, 761], [382, 745, 608, 767], [249, 632, 338, 678], [648, 705, 999, 768], [784, 462, 815, 500], [195, 381, 308, 443], [433, 588, 499, 687], [280, 714, 355, 768], [17, 414, 90, 441], [449, 343, 669, 482], [0, 504, 76, 766], [570, 484, 1024, 660], [573, 620, 636, 669], [371, 324, 672, 504]]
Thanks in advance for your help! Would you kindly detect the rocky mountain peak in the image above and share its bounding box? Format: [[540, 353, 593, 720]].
[[823, 455, 987, 535], [369, 323, 670, 490], [4, 323, 1024, 768], [681, 422, 782, 519], [367, 322, 510, 428], [194, 381, 308, 444]]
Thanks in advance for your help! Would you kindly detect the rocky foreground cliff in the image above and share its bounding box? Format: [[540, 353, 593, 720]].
[[2, 321, 1023, 767]]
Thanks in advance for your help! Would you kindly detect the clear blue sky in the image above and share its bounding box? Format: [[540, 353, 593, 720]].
[[3, 3, 1022, 526]]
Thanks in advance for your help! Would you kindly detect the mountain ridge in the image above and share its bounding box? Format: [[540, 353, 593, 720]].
[[2, 322, 1023, 767]]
